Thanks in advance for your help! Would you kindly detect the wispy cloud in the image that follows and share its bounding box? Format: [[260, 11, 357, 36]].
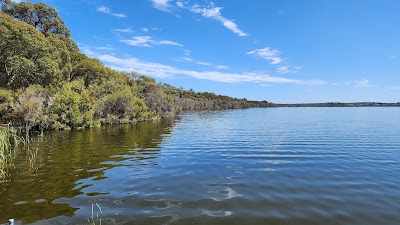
[[97, 5, 127, 18], [277, 10, 286, 15], [247, 47, 283, 65], [177, 57, 228, 70], [276, 65, 302, 74], [183, 49, 191, 56], [97, 6, 110, 13], [113, 27, 134, 33], [355, 79, 375, 88], [152, 1, 247, 37], [141, 27, 161, 33], [121, 36, 182, 47], [95, 46, 115, 50], [111, 13, 127, 18], [83, 49, 324, 86], [151, 0, 172, 12], [189, 4, 247, 37]]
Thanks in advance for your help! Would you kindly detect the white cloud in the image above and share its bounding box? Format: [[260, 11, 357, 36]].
[[195, 61, 212, 66], [247, 48, 283, 64], [277, 10, 286, 15], [158, 40, 182, 46], [82, 49, 324, 86], [151, 0, 171, 12], [111, 13, 127, 18], [183, 49, 191, 56], [114, 27, 134, 33], [95, 46, 114, 50], [97, 5, 126, 18], [141, 27, 161, 33], [276, 65, 302, 74], [355, 79, 375, 88], [97, 6, 110, 13], [190, 4, 247, 37], [176, 1, 184, 8], [150, 1, 247, 37], [121, 36, 183, 47], [276, 66, 290, 74], [215, 65, 229, 70], [177, 56, 228, 70]]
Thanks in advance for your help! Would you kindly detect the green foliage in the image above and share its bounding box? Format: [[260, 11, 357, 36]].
[[2, 1, 70, 38], [0, 88, 14, 119], [135, 75, 177, 117], [50, 80, 95, 129], [0, 125, 21, 172], [71, 53, 107, 87], [0, 2, 272, 131], [0, 12, 70, 89], [15, 85, 47, 131], [91, 78, 157, 124]]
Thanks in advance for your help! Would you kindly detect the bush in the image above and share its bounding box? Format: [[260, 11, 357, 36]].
[[50, 80, 95, 129], [0, 88, 15, 120], [94, 88, 152, 124], [15, 85, 47, 131]]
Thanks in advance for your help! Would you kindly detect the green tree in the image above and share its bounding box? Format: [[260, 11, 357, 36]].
[[50, 80, 95, 129], [0, 88, 14, 119], [0, 12, 70, 89], [70, 54, 107, 87], [2, 2, 70, 38]]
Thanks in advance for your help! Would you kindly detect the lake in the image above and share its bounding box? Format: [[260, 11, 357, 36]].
[[1, 108, 400, 225]]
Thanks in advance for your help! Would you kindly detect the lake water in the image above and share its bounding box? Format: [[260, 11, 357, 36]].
[[1, 108, 400, 225]]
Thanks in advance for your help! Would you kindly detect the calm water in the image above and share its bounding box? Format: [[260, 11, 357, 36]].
[[1, 108, 400, 225]]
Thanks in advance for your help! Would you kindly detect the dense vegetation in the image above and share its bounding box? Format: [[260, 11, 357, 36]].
[[0, 1, 272, 131]]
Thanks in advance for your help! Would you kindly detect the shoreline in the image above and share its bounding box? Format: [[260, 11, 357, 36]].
[[270, 102, 400, 107]]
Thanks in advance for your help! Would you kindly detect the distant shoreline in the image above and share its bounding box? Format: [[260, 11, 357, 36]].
[[271, 102, 400, 107]]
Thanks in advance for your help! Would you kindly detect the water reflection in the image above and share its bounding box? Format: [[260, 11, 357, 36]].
[[1, 108, 400, 225], [0, 118, 176, 224]]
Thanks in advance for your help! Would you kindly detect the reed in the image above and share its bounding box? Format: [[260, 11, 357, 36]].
[[0, 125, 22, 164], [87, 203, 102, 225]]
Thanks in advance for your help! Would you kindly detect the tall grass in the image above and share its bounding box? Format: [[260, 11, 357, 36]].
[[87, 203, 103, 225], [0, 124, 23, 180], [0, 125, 21, 162]]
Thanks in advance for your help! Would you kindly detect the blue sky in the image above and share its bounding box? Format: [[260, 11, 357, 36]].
[[24, 0, 400, 103]]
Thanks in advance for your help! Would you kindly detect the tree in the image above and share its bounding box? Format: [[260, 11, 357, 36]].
[[0, 12, 68, 89], [2, 2, 70, 38], [70, 54, 107, 87]]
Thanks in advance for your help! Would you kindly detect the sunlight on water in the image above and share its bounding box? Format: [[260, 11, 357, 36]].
[[1, 108, 400, 225]]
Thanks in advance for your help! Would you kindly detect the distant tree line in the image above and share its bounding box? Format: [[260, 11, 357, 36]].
[[274, 102, 400, 107], [0, 1, 272, 132]]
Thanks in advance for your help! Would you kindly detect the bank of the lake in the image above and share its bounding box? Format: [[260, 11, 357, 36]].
[[1, 107, 399, 225]]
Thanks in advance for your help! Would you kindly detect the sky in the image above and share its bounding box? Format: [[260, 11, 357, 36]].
[[21, 0, 400, 103]]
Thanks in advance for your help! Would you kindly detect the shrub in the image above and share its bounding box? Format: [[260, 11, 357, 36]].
[[0, 88, 15, 120], [50, 80, 94, 129], [94, 88, 150, 124]]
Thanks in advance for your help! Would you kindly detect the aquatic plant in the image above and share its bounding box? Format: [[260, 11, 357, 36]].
[[0, 124, 22, 181], [0, 125, 21, 163], [87, 203, 102, 225]]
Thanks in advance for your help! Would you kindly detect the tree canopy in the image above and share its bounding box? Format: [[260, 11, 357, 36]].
[[2, 1, 70, 38]]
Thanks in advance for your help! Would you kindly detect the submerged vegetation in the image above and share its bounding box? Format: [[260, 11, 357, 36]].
[[0, 1, 272, 132]]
